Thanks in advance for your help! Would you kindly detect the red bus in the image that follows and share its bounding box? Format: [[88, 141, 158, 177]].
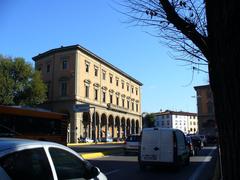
[[0, 105, 68, 145]]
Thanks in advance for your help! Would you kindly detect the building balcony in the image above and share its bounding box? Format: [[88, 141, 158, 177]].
[[107, 103, 128, 114]]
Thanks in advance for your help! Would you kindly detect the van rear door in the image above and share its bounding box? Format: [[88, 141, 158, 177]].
[[141, 128, 159, 161], [159, 129, 174, 162]]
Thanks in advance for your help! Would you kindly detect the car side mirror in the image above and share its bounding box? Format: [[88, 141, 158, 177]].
[[83, 166, 100, 179]]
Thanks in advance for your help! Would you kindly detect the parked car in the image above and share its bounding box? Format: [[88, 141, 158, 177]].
[[138, 128, 190, 170], [124, 134, 141, 155], [185, 136, 195, 156], [0, 138, 107, 180], [206, 135, 218, 145], [113, 137, 122, 142], [199, 135, 207, 146], [83, 137, 94, 143], [101, 137, 113, 142], [187, 135, 202, 155]]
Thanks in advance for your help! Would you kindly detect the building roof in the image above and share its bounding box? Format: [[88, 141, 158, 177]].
[[153, 110, 197, 116], [32, 44, 143, 86], [194, 84, 210, 90]]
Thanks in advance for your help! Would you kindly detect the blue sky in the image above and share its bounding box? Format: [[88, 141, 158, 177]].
[[0, 0, 208, 113]]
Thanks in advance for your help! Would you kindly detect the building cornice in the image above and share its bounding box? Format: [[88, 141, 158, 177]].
[[33, 44, 143, 86]]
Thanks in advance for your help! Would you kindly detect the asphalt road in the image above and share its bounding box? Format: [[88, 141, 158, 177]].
[[89, 146, 218, 180]]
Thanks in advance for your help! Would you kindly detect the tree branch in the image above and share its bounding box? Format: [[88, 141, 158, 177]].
[[160, 0, 208, 59]]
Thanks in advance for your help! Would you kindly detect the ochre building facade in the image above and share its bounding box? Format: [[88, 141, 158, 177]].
[[33, 45, 143, 143], [194, 85, 217, 137]]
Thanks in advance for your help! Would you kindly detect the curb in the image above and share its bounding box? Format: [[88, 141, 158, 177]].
[[80, 149, 123, 160]]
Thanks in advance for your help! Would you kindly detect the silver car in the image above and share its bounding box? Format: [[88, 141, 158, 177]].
[[0, 138, 107, 180], [124, 134, 141, 155]]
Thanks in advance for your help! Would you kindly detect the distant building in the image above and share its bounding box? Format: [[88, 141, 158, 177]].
[[194, 85, 217, 137], [33, 44, 143, 143], [153, 110, 198, 134]]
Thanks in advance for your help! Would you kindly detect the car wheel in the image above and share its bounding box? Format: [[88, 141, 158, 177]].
[[139, 162, 146, 171], [185, 156, 190, 166]]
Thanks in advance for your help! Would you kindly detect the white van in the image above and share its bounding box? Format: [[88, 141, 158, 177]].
[[138, 127, 190, 169]]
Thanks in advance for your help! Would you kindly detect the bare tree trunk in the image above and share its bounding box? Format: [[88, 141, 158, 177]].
[[206, 0, 240, 179]]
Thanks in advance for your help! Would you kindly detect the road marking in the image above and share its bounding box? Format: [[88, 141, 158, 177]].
[[191, 156, 212, 162], [188, 146, 217, 180], [105, 169, 120, 176], [203, 146, 217, 150]]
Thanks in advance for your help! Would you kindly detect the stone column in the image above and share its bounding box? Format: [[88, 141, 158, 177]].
[[105, 119, 108, 138], [112, 119, 115, 138], [70, 112, 77, 143], [98, 119, 101, 140], [119, 120, 121, 138], [133, 121, 136, 134], [89, 120, 92, 139]]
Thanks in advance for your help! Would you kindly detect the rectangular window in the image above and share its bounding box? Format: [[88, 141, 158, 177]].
[[127, 84, 129, 91], [47, 64, 50, 73], [127, 100, 130, 109], [94, 67, 98, 77], [136, 103, 138, 112], [85, 85, 89, 98], [110, 94, 113, 103], [116, 79, 119, 86], [102, 71, 106, 80], [102, 91, 106, 103], [132, 102, 134, 111], [122, 82, 124, 89], [110, 75, 113, 83], [94, 89, 98, 100], [85, 63, 89, 73], [136, 88, 138, 95], [116, 97, 119, 106], [122, 99, 125, 107], [37, 65, 42, 72], [61, 81, 67, 96], [131, 86, 134, 93], [62, 60, 68, 70]]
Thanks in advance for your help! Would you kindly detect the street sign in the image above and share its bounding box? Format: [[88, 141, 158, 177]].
[[73, 104, 90, 112]]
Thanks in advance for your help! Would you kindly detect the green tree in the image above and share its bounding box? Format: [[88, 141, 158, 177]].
[[121, 0, 240, 178], [144, 113, 156, 127], [0, 55, 47, 106]]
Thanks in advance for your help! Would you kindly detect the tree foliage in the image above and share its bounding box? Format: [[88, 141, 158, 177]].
[[0, 55, 47, 106], [144, 113, 156, 127]]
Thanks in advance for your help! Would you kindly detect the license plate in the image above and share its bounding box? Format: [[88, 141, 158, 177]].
[[143, 155, 157, 160]]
